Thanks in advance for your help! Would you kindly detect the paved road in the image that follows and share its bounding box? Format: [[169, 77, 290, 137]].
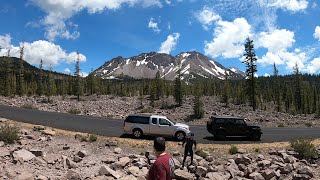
[[1, 105, 320, 144]]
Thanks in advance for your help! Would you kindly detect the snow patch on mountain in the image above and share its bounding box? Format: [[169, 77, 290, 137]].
[[182, 64, 190, 74], [181, 53, 191, 58]]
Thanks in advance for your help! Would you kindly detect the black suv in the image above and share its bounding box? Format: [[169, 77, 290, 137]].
[[207, 116, 262, 141]]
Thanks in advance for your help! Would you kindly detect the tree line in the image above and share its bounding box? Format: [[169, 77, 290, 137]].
[[0, 39, 320, 118]]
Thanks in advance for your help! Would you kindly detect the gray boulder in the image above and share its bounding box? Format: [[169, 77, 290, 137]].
[[16, 171, 34, 180], [13, 149, 35, 162], [249, 172, 264, 180], [66, 170, 82, 180], [297, 166, 314, 177], [174, 169, 194, 180], [99, 165, 121, 179]]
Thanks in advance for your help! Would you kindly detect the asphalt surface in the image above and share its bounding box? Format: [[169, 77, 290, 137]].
[[1, 104, 320, 144]]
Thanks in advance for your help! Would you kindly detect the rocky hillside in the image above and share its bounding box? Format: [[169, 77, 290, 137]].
[[93, 51, 244, 81], [0, 118, 319, 180], [0, 95, 319, 128]]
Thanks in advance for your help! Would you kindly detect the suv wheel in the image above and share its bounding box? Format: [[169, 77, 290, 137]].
[[132, 129, 143, 138], [251, 133, 261, 141], [175, 131, 186, 141], [215, 131, 226, 141]]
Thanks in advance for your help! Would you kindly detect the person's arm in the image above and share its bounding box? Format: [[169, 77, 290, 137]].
[[182, 139, 186, 147]]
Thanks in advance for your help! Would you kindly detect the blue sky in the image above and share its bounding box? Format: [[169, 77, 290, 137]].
[[0, 0, 320, 77]]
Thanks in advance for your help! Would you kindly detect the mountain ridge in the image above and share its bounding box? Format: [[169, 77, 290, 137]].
[[93, 51, 244, 81]]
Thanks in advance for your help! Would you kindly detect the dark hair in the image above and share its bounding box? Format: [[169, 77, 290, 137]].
[[154, 137, 166, 152]]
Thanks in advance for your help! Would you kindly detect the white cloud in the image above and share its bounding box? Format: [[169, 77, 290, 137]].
[[314, 26, 320, 41], [195, 6, 221, 30], [258, 49, 308, 71], [0, 37, 86, 67], [64, 68, 71, 74], [30, 0, 163, 41], [80, 72, 89, 77], [167, 22, 171, 30], [256, 28, 320, 74], [204, 18, 251, 58], [257, 29, 295, 53], [66, 52, 86, 63], [306, 58, 320, 73], [267, 0, 308, 12], [0, 34, 11, 48], [264, 73, 270, 77], [148, 18, 161, 33], [158, 33, 180, 54]]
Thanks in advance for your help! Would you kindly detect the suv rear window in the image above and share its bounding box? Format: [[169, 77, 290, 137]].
[[215, 118, 225, 124], [125, 116, 149, 124]]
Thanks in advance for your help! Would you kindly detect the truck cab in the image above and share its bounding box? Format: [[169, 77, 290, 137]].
[[123, 114, 190, 141]]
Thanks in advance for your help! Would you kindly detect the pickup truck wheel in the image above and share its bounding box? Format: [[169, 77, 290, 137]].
[[251, 133, 261, 141], [132, 129, 143, 139], [175, 131, 186, 141]]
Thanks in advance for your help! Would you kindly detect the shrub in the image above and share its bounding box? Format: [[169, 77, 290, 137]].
[[141, 107, 154, 113], [89, 134, 97, 142], [21, 104, 37, 110], [80, 135, 88, 142], [0, 125, 20, 144], [277, 123, 285, 127], [305, 122, 312, 127], [254, 148, 260, 153], [229, 145, 238, 155], [106, 114, 114, 118], [290, 139, 318, 160], [195, 149, 209, 159], [68, 108, 81, 114]]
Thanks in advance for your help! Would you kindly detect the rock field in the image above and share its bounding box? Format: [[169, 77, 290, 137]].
[[0, 118, 320, 180]]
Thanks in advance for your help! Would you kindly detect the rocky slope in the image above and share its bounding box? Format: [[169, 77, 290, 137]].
[[0, 118, 319, 180], [93, 51, 243, 81], [0, 95, 319, 128]]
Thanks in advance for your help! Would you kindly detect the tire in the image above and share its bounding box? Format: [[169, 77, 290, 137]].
[[132, 129, 143, 139], [175, 131, 186, 141], [216, 131, 226, 141], [251, 133, 261, 141]]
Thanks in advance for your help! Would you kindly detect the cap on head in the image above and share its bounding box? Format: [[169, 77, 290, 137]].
[[154, 137, 166, 152]]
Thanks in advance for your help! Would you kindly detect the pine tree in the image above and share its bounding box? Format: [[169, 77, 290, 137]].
[[149, 80, 157, 107], [243, 37, 258, 111], [46, 65, 57, 102], [87, 69, 98, 95], [312, 85, 318, 114], [155, 71, 163, 99], [16, 42, 25, 96], [273, 63, 281, 112], [222, 71, 230, 106], [193, 86, 204, 119], [174, 66, 183, 106], [3, 56, 12, 97], [37, 59, 44, 96], [293, 63, 302, 114], [74, 52, 83, 101]]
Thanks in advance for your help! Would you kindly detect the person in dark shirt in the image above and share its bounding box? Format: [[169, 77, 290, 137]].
[[181, 132, 197, 168], [147, 137, 175, 180]]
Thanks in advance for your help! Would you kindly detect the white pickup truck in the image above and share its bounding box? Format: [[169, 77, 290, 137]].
[[123, 114, 190, 141]]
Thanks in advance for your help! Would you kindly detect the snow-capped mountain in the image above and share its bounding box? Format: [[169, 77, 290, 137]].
[[93, 51, 244, 81]]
